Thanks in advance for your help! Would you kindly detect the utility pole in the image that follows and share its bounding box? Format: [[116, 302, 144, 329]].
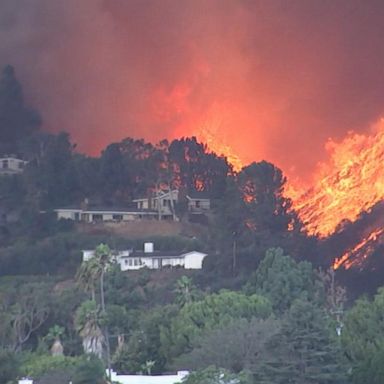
[[232, 231, 237, 275]]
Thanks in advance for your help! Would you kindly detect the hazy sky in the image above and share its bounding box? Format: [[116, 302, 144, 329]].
[[1, 0, 384, 180]]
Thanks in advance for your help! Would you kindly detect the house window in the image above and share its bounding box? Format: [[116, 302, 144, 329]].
[[163, 199, 168, 207], [124, 259, 128, 265], [2, 160, 8, 169], [195, 200, 201, 208], [134, 258, 141, 266], [92, 214, 103, 221], [113, 214, 123, 221], [18, 162, 24, 169]]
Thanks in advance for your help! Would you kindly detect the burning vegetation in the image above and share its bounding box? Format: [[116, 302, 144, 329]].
[[196, 117, 384, 271]]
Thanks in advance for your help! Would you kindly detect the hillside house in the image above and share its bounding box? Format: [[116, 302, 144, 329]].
[[55, 206, 160, 222], [133, 189, 179, 219], [83, 242, 207, 270], [0, 156, 27, 175], [186, 191, 211, 214]]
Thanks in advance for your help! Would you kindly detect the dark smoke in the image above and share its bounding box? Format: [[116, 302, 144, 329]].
[[1, 0, 384, 180]]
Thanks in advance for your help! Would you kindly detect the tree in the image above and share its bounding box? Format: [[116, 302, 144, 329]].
[[9, 283, 50, 351], [182, 366, 252, 384], [168, 137, 230, 196], [237, 161, 295, 234], [163, 290, 272, 361], [74, 300, 105, 358], [113, 305, 178, 374], [173, 275, 199, 307], [244, 247, 320, 313], [0, 348, 19, 384], [71, 355, 106, 384], [213, 162, 302, 271], [44, 325, 65, 357], [258, 299, 348, 384], [24, 132, 78, 208], [76, 244, 112, 376], [341, 287, 384, 383], [173, 317, 280, 373], [0, 65, 41, 153], [100, 143, 129, 204]]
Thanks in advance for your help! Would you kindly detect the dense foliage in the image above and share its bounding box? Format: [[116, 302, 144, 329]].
[[0, 66, 382, 384]]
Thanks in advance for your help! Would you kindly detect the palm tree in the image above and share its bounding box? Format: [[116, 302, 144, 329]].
[[45, 325, 65, 357], [141, 360, 155, 375], [75, 300, 105, 359], [174, 275, 198, 307], [76, 243, 113, 377], [76, 257, 100, 301]]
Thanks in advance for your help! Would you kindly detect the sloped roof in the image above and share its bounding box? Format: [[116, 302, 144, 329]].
[[187, 191, 211, 199], [122, 250, 207, 259]]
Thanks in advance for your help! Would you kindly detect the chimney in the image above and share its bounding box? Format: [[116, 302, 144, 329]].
[[144, 242, 154, 253]]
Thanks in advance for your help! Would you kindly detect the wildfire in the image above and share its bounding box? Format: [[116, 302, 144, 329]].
[[196, 115, 243, 172], [194, 112, 384, 270], [287, 119, 384, 237], [333, 228, 384, 270]]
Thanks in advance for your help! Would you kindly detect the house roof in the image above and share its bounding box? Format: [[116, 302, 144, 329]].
[[54, 205, 159, 214], [133, 189, 178, 202], [121, 250, 207, 259], [187, 191, 211, 200], [0, 156, 26, 161]]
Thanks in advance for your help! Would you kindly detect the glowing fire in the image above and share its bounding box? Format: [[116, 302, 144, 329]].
[[194, 113, 384, 270], [196, 114, 243, 172], [333, 228, 384, 270], [287, 119, 384, 237]]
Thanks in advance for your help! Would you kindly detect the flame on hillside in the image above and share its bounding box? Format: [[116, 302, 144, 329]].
[[287, 120, 384, 238], [333, 228, 384, 270], [195, 115, 384, 270], [195, 113, 243, 172]]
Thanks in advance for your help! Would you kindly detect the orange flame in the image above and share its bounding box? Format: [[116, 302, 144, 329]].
[[194, 113, 384, 270], [196, 112, 243, 172], [333, 228, 384, 270], [287, 119, 384, 237]]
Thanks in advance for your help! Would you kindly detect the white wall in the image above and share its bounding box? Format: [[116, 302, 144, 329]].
[[110, 370, 189, 384], [18, 379, 33, 384], [184, 252, 207, 269], [56, 210, 78, 220]]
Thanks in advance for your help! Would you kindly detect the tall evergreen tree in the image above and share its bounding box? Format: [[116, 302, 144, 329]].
[[0, 65, 41, 154], [258, 299, 348, 384]]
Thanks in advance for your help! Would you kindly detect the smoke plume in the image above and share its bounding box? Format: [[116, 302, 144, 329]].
[[1, 0, 384, 181]]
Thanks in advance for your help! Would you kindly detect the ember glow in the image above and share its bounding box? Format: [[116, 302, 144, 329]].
[[333, 228, 384, 270], [286, 120, 384, 237], [196, 115, 243, 172]]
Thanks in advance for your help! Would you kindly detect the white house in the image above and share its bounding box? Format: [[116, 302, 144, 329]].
[[18, 371, 189, 384], [83, 242, 207, 271], [55, 206, 160, 222], [186, 191, 211, 214], [0, 156, 28, 174], [109, 370, 189, 384]]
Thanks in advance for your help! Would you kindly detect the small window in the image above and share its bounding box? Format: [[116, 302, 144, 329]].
[[195, 200, 201, 208], [134, 258, 140, 266], [124, 259, 128, 265], [113, 214, 123, 221], [2, 160, 8, 169], [18, 162, 24, 169], [92, 214, 103, 221]]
